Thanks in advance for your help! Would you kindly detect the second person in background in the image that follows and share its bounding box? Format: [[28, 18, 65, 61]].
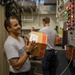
[[39, 17, 57, 75]]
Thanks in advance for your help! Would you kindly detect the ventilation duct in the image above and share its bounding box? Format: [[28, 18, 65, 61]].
[[44, 0, 56, 5]]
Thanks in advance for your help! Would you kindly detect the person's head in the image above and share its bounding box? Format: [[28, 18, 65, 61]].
[[42, 17, 50, 27], [31, 27, 35, 32], [4, 16, 21, 36]]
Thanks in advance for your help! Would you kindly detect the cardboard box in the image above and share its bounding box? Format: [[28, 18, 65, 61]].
[[29, 31, 47, 58]]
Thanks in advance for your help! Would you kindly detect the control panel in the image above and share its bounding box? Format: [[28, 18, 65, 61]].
[[66, 0, 75, 47]]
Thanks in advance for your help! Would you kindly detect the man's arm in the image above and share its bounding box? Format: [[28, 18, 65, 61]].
[[9, 41, 36, 70], [9, 52, 29, 70]]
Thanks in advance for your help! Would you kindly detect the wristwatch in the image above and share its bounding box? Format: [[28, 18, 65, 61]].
[[25, 51, 30, 56]]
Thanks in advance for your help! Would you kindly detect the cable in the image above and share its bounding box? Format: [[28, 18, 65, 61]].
[[60, 47, 74, 75]]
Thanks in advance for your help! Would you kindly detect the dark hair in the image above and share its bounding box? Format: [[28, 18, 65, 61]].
[[42, 17, 50, 23], [4, 16, 18, 32]]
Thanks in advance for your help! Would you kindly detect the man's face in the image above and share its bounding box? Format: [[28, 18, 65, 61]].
[[8, 18, 21, 36]]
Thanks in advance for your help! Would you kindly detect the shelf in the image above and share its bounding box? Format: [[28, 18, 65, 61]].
[[56, 9, 65, 18]]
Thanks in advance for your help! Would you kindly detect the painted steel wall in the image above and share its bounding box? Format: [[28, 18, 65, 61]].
[[0, 5, 9, 75]]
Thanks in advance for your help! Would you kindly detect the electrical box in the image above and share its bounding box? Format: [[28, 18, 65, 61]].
[[66, 45, 75, 59], [66, 0, 75, 47], [65, 0, 75, 61]]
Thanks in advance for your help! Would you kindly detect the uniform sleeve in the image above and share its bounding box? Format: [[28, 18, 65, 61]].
[[5, 44, 19, 60], [39, 29, 42, 32], [39, 29, 45, 33]]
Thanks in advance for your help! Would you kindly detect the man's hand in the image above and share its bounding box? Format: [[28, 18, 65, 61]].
[[26, 41, 36, 53]]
